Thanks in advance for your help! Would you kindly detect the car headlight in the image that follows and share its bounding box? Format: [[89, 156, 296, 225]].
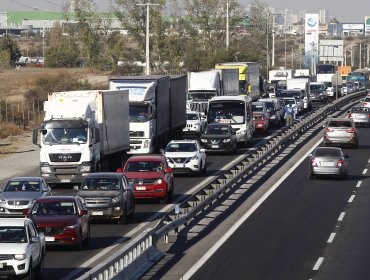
[[223, 139, 231, 143], [154, 179, 163, 185], [200, 139, 207, 143], [236, 130, 246, 135], [111, 196, 121, 204], [41, 166, 52, 173], [65, 224, 77, 230], [80, 165, 91, 172], [143, 140, 150, 148], [14, 254, 27, 261], [270, 115, 276, 119], [191, 155, 199, 160]]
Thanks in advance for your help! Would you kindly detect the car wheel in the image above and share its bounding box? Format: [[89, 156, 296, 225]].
[[75, 231, 83, 250], [202, 161, 207, 174], [23, 260, 35, 280], [353, 141, 358, 149], [118, 209, 127, 225], [35, 255, 44, 280], [83, 224, 91, 245], [198, 162, 203, 176]]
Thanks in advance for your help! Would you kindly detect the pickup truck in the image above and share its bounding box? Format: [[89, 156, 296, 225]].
[[0, 217, 45, 279]]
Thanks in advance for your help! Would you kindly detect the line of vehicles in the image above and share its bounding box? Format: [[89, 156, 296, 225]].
[[1, 64, 369, 279]]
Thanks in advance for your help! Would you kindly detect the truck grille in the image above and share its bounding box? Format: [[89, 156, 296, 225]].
[[7, 200, 29, 206], [129, 178, 159, 185], [49, 153, 82, 162], [53, 167, 79, 179], [38, 227, 63, 236], [189, 102, 208, 113], [85, 197, 111, 207], [130, 131, 144, 137]]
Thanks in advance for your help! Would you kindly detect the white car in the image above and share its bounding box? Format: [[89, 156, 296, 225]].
[[0, 218, 45, 279], [182, 111, 207, 135], [162, 140, 206, 175]]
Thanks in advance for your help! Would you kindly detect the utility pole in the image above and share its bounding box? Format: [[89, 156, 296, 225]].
[[137, 1, 159, 75], [226, 1, 235, 49], [271, 13, 281, 67], [266, 13, 269, 79]]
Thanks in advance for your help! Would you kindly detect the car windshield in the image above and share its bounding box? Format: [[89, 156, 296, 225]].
[[124, 161, 162, 172], [32, 201, 76, 215], [263, 102, 275, 111], [0, 227, 27, 243], [81, 178, 121, 190], [204, 125, 230, 135], [129, 105, 150, 122], [328, 120, 352, 127], [187, 113, 199, 120], [166, 143, 197, 152], [314, 148, 342, 157], [364, 98, 370, 102], [4, 181, 40, 192], [284, 99, 296, 105], [252, 104, 264, 111], [352, 107, 369, 113]]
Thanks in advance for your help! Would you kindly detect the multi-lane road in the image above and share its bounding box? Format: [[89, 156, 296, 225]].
[[2, 103, 370, 280]]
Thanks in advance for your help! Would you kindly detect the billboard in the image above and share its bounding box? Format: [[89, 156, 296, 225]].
[[366, 16, 370, 37], [305, 14, 319, 72], [342, 23, 364, 30]]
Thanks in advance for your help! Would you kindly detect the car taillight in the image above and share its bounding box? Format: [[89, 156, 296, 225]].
[[311, 159, 318, 167], [348, 113, 352, 118], [336, 159, 344, 167], [265, 117, 270, 121], [346, 128, 355, 133], [368, 114, 370, 118], [325, 128, 334, 132]]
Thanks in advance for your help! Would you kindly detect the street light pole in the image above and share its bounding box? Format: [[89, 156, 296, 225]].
[[42, 21, 45, 68], [137, 1, 159, 75], [271, 13, 281, 67]]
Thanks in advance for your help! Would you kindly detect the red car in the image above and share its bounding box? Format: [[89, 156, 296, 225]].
[[253, 112, 269, 134], [27, 196, 90, 250], [123, 155, 174, 203]]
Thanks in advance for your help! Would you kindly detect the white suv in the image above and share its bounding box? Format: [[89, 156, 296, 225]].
[[162, 140, 207, 175], [182, 111, 207, 135]]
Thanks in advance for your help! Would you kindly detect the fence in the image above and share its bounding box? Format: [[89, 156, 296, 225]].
[[0, 98, 44, 128]]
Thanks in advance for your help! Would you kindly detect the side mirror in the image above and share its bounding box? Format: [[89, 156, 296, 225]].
[[73, 185, 79, 191], [32, 128, 40, 147], [159, 149, 165, 155], [165, 167, 173, 173], [347, 110, 350, 113], [31, 237, 39, 243], [79, 209, 89, 216]]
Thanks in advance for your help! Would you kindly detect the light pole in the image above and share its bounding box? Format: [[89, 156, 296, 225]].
[[136, 1, 159, 75], [271, 13, 281, 67], [42, 21, 45, 68]]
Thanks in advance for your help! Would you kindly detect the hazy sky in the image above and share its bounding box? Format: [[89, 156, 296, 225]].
[[1, 0, 367, 23]]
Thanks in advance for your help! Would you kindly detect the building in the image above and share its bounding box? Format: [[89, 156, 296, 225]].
[[319, 9, 329, 24]]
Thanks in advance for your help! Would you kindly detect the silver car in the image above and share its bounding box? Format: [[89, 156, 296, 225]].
[[323, 117, 359, 149], [308, 147, 349, 179], [347, 106, 370, 127], [0, 177, 52, 214]]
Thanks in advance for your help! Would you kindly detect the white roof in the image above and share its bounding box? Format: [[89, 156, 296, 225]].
[[168, 139, 198, 144], [210, 95, 251, 102], [0, 218, 28, 227]]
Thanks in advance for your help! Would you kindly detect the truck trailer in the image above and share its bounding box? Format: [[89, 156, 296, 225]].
[[109, 75, 187, 154], [33, 90, 130, 185]]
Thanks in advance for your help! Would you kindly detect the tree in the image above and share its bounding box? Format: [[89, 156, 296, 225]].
[[0, 35, 22, 67]]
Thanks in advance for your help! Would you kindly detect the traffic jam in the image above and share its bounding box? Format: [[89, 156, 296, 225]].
[[1, 64, 369, 279]]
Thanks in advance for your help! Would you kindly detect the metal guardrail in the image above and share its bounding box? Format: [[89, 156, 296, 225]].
[[75, 91, 366, 280]]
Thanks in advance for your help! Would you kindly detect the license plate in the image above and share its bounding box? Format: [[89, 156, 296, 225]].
[[61, 179, 71, 183], [92, 211, 104, 216], [136, 186, 146, 191], [211, 145, 219, 149], [320, 161, 335, 167], [356, 115, 365, 118], [45, 236, 55, 242], [175, 164, 185, 168]]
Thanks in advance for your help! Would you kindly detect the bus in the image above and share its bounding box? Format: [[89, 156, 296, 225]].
[[346, 69, 370, 92]]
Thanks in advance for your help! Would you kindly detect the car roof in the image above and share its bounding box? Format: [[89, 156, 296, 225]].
[[126, 155, 165, 162], [0, 218, 29, 227], [186, 111, 199, 114], [83, 172, 124, 178], [36, 195, 76, 202], [168, 139, 198, 144], [8, 177, 43, 182], [207, 123, 231, 127]]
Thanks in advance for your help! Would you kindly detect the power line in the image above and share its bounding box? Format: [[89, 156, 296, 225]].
[[40, 0, 62, 8], [9, 0, 62, 12]]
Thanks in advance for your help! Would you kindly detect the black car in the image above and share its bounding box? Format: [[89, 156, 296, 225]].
[[199, 123, 237, 153]]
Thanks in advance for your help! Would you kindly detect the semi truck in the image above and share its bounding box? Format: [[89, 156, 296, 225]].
[[286, 78, 311, 110], [33, 90, 130, 185], [109, 75, 187, 154], [215, 62, 261, 101], [186, 69, 238, 113]]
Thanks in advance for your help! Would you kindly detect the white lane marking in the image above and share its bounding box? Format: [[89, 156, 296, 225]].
[[313, 257, 324, 271], [181, 136, 323, 279], [356, 181, 362, 188], [62, 139, 269, 280], [327, 233, 336, 243], [362, 169, 368, 175], [348, 195, 355, 203], [338, 212, 346, 221]]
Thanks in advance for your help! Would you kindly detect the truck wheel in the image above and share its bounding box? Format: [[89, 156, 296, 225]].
[[75, 231, 83, 250], [83, 224, 91, 245], [118, 210, 127, 225], [197, 162, 203, 176]]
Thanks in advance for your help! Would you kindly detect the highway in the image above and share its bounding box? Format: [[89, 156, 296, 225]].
[[185, 126, 370, 280], [0, 133, 273, 279]]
